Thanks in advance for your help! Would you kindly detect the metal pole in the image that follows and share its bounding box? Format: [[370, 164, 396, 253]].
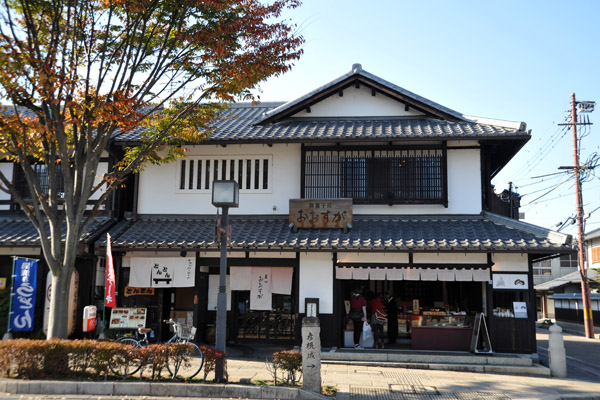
[[570, 93, 595, 338], [2, 256, 17, 340], [215, 205, 228, 382]]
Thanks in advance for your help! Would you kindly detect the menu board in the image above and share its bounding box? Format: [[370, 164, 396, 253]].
[[109, 307, 147, 329]]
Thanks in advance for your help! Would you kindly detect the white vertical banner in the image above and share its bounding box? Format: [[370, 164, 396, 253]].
[[130, 257, 196, 288], [129, 258, 153, 287], [151, 260, 174, 288], [230, 267, 252, 290], [172, 257, 196, 287], [272, 267, 293, 294], [250, 267, 272, 310]]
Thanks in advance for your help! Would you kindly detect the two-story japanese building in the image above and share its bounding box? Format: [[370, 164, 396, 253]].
[[101, 64, 574, 353]]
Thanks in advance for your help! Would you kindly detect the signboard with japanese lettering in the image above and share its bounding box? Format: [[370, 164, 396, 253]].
[[124, 286, 155, 297], [129, 257, 195, 288], [10, 258, 38, 332], [289, 199, 352, 229], [250, 267, 272, 310]]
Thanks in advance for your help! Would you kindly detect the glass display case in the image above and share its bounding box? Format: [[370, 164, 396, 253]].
[[411, 314, 474, 351], [417, 314, 473, 328]]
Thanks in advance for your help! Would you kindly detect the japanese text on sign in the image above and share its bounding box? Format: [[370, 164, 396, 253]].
[[289, 199, 352, 229], [11, 258, 38, 331]]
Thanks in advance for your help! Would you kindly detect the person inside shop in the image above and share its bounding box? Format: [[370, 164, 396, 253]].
[[384, 291, 398, 345], [368, 292, 387, 349], [349, 287, 367, 349]]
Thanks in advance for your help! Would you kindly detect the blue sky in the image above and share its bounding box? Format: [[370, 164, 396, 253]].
[[253, 0, 600, 236]]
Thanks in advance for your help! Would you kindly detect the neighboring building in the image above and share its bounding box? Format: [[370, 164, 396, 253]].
[[536, 229, 600, 334], [99, 64, 574, 354], [0, 155, 115, 338], [534, 252, 578, 319]]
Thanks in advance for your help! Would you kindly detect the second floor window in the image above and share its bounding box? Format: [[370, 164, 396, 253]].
[[14, 163, 65, 199], [533, 259, 552, 275], [559, 254, 578, 268], [303, 146, 446, 205], [178, 156, 272, 193]]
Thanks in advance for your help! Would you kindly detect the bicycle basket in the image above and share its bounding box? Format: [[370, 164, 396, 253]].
[[175, 323, 197, 340]]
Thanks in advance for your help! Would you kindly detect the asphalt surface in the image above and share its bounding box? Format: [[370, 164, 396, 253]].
[[536, 326, 600, 380]]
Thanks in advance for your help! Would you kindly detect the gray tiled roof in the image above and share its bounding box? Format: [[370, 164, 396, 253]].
[[113, 103, 528, 144], [535, 268, 600, 291], [0, 214, 113, 246], [102, 212, 572, 253]]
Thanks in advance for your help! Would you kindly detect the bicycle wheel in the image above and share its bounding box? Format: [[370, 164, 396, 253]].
[[166, 341, 204, 380], [109, 337, 142, 377]]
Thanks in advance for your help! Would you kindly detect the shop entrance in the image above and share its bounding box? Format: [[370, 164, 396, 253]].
[[341, 279, 483, 350], [232, 291, 295, 343]]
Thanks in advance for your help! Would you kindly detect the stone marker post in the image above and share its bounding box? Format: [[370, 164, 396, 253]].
[[301, 317, 321, 393], [548, 323, 567, 378]]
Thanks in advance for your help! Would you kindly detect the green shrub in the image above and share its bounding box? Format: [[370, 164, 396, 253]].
[[272, 350, 302, 386]]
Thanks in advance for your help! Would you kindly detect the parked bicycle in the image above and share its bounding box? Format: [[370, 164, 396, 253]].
[[109, 319, 204, 380]]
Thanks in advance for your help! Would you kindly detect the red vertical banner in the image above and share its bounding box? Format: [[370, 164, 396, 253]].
[[105, 233, 116, 308]]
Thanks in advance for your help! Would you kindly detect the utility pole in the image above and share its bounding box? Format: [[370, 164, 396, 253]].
[[561, 93, 595, 338]]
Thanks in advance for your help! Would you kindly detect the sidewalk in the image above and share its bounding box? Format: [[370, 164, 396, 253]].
[[2, 356, 600, 400]]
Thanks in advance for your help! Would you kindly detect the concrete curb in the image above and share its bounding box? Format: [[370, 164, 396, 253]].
[[0, 379, 327, 400], [322, 360, 551, 377]]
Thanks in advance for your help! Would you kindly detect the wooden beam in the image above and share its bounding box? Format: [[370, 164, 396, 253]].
[[338, 90, 343, 97], [305, 106, 311, 113], [405, 104, 409, 112], [371, 89, 376, 96]]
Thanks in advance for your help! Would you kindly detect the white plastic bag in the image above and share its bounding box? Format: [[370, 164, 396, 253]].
[[360, 321, 374, 348]]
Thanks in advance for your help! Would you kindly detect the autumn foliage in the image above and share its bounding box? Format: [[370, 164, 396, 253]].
[[0, 0, 303, 338]]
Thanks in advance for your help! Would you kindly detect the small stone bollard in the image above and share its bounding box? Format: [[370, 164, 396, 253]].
[[301, 317, 321, 393], [548, 323, 567, 378]]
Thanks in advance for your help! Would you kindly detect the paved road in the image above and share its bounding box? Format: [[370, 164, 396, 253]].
[[536, 327, 600, 380]]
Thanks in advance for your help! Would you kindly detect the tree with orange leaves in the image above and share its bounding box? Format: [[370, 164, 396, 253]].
[[0, 0, 303, 339]]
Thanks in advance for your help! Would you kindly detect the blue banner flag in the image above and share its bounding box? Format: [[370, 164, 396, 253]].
[[10, 258, 38, 331]]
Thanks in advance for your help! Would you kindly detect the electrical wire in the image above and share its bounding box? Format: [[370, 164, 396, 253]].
[[512, 123, 571, 181]]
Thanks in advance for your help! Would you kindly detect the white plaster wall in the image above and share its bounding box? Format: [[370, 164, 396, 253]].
[[357, 147, 482, 215], [89, 161, 109, 201], [136, 142, 481, 216], [0, 163, 13, 210], [299, 253, 333, 314], [137, 143, 301, 215], [491, 253, 529, 272], [248, 252, 296, 259], [293, 85, 425, 118], [413, 253, 487, 264], [337, 252, 409, 263]]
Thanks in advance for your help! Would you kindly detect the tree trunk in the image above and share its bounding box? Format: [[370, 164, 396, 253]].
[[46, 265, 74, 339]]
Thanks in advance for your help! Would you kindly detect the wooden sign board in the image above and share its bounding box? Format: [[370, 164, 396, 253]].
[[289, 199, 352, 229], [124, 286, 155, 297]]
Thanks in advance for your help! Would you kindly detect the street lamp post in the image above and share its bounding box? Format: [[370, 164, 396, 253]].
[[211, 180, 239, 382]]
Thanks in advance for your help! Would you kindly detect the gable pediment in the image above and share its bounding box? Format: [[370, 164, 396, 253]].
[[291, 83, 426, 118], [258, 64, 466, 124]]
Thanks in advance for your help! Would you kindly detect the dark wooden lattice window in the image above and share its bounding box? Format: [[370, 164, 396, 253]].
[[302, 146, 447, 205]]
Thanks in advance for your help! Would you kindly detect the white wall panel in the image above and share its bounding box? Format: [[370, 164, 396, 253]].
[[492, 253, 529, 272], [299, 253, 333, 314], [293, 85, 425, 118], [137, 144, 301, 215], [337, 252, 409, 263], [413, 253, 487, 264], [0, 163, 13, 210]]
